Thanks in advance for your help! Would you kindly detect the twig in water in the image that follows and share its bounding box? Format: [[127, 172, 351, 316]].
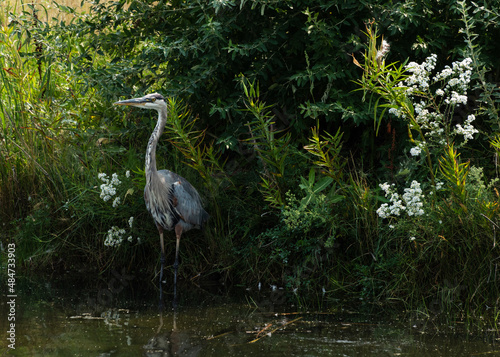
[[248, 317, 303, 344]]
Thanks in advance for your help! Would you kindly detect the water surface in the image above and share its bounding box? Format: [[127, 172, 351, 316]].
[[1, 273, 499, 356]]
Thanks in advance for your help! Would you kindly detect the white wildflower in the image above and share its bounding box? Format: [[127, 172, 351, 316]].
[[125, 170, 131, 178], [434, 66, 453, 81], [377, 203, 390, 219], [445, 91, 467, 105], [424, 54, 437, 71], [389, 198, 405, 216], [402, 181, 425, 216], [377, 181, 425, 219], [128, 216, 134, 228], [404, 54, 436, 90], [379, 182, 392, 193], [111, 173, 121, 186], [99, 172, 121, 203], [389, 107, 405, 119], [112, 196, 121, 208], [410, 146, 422, 156], [455, 114, 478, 141], [104, 226, 125, 247], [434, 58, 472, 93], [98, 173, 108, 181]]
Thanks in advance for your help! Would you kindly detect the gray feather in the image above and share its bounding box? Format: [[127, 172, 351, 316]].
[[145, 169, 208, 232]]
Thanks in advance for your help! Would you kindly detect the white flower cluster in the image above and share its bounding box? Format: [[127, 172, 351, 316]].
[[435, 181, 444, 191], [433, 57, 472, 93], [377, 181, 425, 219], [389, 55, 477, 148], [445, 91, 468, 106], [103, 217, 140, 247], [98, 172, 141, 248], [402, 181, 425, 216], [410, 146, 421, 157], [377, 183, 404, 218], [405, 54, 437, 91], [410, 143, 426, 157], [104, 226, 125, 247], [99, 173, 121, 202], [112, 197, 121, 208], [388, 106, 403, 118], [413, 101, 445, 141], [455, 114, 479, 142], [403, 55, 472, 107]]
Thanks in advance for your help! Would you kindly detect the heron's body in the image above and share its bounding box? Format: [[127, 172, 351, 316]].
[[145, 169, 207, 233], [114, 93, 208, 306]]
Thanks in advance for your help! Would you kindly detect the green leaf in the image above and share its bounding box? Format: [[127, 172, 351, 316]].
[[313, 176, 333, 194], [308, 168, 315, 186], [299, 176, 309, 190]]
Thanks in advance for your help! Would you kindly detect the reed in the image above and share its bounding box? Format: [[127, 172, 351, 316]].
[[0, 16, 58, 222]]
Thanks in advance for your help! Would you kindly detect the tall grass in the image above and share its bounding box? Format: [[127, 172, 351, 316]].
[[0, 8, 110, 267], [0, 14, 61, 224]]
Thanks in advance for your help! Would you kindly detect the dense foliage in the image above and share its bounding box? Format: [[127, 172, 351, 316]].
[[2, 0, 500, 325]]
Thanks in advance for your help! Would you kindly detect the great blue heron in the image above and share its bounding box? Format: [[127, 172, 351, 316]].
[[114, 93, 209, 304]]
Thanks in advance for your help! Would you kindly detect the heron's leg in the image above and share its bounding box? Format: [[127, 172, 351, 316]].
[[173, 225, 183, 283], [158, 228, 165, 311], [172, 224, 183, 307], [159, 230, 166, 280]]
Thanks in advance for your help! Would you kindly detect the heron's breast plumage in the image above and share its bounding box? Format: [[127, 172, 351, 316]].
[[144, 175, 179, 231]]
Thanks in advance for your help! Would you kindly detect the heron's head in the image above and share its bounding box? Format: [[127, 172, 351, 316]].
[[114, 93, 166, 111]]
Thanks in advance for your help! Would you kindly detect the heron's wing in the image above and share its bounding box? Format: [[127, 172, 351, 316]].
[[158, 170, 209, 228]]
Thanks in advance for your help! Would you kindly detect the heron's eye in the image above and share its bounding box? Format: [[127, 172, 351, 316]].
[[151, 98, 156, 102]]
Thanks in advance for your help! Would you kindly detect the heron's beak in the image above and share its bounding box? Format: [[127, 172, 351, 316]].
[[113, 97, 149, 106]]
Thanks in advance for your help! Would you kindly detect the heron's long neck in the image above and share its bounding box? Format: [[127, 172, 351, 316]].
[[145, 107, 168, 179]]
